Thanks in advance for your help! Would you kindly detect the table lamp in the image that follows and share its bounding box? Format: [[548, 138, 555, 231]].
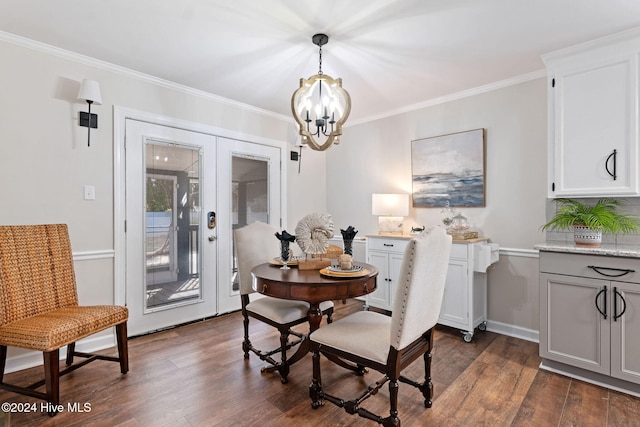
[[372, 194, 409, 234]]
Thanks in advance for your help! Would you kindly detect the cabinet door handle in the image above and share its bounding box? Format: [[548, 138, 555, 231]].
[[613, 287, 627, 322], [595, 286, 607, 320], [588, 265, 635, 277], [605, 149, 617, 181]]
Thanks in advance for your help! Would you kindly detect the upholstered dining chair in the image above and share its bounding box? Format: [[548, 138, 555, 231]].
[[235, 221, 334, 384], [309, 226, 452, 427], [0, 224, 128, 414]]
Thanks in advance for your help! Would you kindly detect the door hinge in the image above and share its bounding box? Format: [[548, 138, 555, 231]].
[[124, 220, 127, 233]]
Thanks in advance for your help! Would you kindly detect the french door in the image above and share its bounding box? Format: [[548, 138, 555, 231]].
[[125, 120, 217, 336], [123, 118, 284, 335], [216, 138, 282, 314]]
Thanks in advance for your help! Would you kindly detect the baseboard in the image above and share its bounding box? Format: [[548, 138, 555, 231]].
[[540, 358, 640, 397], [4, 333, 117, 374], [485, 320, 539, 343]]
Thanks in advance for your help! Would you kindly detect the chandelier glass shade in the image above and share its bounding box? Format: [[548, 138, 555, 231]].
[[291, 34, 351, 151]]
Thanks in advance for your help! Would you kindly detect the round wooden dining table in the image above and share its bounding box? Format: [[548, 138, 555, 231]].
[[251, 261, 378, 366]]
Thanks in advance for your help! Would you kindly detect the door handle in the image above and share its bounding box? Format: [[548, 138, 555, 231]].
[[595, 286, 607, 320], [613, 287, 627, 322], [605, 149, 617, 181], [208, 235, 217, 242]]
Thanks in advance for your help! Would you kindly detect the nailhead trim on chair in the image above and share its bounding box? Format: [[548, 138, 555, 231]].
[[393, 239, 415, 347]]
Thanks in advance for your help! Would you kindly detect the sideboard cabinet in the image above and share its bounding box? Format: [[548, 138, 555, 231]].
[[366, 234, 498, 342]]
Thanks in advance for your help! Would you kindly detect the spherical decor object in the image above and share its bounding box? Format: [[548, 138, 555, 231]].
[[295, 213, 335, 255]]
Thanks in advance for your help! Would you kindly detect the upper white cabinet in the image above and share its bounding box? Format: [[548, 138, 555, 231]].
[[543, 29, 640, 198]]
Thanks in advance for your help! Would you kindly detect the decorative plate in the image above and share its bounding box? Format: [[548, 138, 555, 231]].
[[319, 266, 370, 278], [326, 265, 364, 274]]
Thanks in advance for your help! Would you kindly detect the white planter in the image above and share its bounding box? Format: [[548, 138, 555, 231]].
[[573, 225, 602, 247]]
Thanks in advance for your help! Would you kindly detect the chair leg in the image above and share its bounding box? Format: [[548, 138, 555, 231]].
[[241, 296, 251, 359], [326, 306, 334, 324], [0, 345, 6, 384], [381, 378, 401, 427], [66, 342, 76, 366], [242, 313, 251, 359], [277, 329, 290, 384], [423, 349, 434, 408], [43, 350, 60, 408], [310, 349, 323, 409], [116, 322, 129, 374]]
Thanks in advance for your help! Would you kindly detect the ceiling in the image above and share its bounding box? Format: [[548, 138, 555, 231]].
[[2, 0, 640, 124]]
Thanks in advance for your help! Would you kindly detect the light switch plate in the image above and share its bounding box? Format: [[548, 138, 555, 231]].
[[84, 185, 96, 200]]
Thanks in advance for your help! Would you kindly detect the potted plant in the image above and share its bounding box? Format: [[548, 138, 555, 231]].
[[541, 198, 640, 246]]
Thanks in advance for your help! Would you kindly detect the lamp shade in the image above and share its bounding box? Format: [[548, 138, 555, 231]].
[[77, 79, 102, 105], [372, 194, 409, 216]]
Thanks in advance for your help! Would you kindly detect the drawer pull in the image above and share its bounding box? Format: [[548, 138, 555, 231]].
[[262, 284, 268, 293], [588, 265, 635, 277], [383, 243, 394, 247], [595, 286, 607, 320]]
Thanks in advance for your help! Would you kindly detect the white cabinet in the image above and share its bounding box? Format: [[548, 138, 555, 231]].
[[543, 29, 640, 197], [365, 235, 409, 311], [439, 241, 498, 342], [366, 234, 499, 342], [539, 251, 640, 386]]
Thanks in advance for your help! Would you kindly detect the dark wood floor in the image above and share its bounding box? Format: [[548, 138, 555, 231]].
[[2, 299, 640, 426]]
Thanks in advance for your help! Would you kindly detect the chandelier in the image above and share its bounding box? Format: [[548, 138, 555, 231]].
[[291, 34, 351, 151]]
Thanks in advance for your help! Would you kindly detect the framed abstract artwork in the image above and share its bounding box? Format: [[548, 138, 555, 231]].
[[411, 128, 486, 207]]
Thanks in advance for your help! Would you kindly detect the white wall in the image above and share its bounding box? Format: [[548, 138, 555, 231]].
[[326, 77, 548, 338]]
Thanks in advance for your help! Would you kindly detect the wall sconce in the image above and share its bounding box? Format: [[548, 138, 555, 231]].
[[372, 194, 410, 235], [77, 79, 102, 147]]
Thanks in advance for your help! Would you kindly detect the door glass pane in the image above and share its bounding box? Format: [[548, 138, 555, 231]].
[[145, 142, 202, 310], [231, 156, 269, 291]]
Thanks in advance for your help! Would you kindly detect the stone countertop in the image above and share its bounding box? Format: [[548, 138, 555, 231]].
[[535, 241, 640, 258]]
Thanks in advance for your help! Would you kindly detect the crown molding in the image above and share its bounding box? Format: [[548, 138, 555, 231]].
[[0, 30, 291, 123], [349, 69, 546, 126], [0, 30, 548, 129], [541, 26, 640, 65]]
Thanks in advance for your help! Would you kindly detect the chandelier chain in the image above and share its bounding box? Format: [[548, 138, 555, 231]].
[[318, 44, 323, 75]]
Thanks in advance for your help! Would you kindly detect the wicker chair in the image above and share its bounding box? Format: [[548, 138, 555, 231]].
[[0, 224, 128, 413], [309, 226, 452, 426]]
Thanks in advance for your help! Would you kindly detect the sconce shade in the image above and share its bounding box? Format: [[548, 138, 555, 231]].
[[78, 79, 102, 147], [372, 194, 410, 216], [77, 79, 102, 105]]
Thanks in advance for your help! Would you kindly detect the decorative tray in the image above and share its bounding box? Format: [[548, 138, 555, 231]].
[[319, 265, 369, 278], [268, 256, 301, 266]]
